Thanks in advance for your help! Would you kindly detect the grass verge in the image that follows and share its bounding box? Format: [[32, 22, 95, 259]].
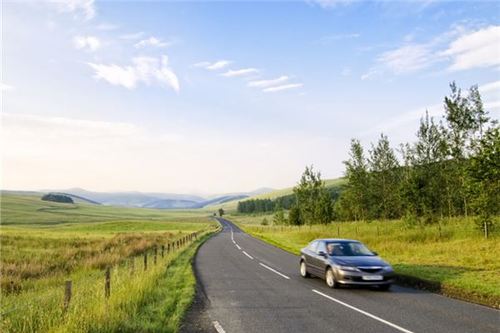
[[230, 214, 500, 309]]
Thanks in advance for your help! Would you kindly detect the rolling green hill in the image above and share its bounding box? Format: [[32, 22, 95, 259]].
[[207, 177, 346, 212]]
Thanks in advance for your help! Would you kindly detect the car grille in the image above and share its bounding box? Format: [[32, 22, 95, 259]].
[[358, 267, 383, 273]]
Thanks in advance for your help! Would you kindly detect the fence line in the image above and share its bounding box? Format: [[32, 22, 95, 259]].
[[1, 231, 203, 320]]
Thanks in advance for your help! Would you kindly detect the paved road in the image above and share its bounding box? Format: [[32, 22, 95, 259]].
[[188, 218, 499, 333]]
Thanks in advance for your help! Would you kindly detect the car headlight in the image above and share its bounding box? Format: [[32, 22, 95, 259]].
[[338, 265, 360, 272]]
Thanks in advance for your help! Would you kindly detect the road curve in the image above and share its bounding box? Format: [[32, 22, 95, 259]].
[[185, 218, 499, 333]]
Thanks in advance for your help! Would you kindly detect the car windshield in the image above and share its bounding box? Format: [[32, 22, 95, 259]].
[[326, 242, 374, 256]]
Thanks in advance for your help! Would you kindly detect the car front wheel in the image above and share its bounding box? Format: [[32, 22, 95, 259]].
[[325, 268, 339, 288], [300, 261, 310, 278]]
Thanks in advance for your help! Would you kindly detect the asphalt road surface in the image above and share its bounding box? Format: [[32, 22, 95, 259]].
[[183, 218, 499, 333]]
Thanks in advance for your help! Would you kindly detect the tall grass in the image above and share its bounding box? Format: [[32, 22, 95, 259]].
[[0, 230, 215, 332]]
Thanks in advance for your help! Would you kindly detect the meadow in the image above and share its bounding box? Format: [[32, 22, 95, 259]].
[[230, 214, 500, 308], [0, 194, 218, 332]]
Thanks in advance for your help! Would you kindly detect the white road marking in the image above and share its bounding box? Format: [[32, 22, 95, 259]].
[[312, 289, 414, 333], [232, 240, 236, 244], [212, 320, 226, 333], [259, 262, 290, 280], [236, 244, 242, 250], [242, 251, 254, 260]]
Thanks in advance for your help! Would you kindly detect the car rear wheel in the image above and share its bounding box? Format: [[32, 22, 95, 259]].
[[325, 268, 339, 288], [300, 261, 310, 278]]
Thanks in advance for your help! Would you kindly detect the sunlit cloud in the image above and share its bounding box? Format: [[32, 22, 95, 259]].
[[73, 35, 100, 52], [222, 68, 259, 77], [88, 55, 180, 92], [262, 83, 303, 93], [248, 76, 289, 88]]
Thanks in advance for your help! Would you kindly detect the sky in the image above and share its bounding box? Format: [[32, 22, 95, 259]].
[[1, 0, 499, 194]]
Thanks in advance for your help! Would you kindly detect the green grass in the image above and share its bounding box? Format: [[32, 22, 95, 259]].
[[0, 193, 218, 332], [230, 214, 500, 308]]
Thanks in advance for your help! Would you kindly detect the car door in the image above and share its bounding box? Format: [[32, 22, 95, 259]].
[[303, 241, 318, 276], [309, 241, 328, 277]]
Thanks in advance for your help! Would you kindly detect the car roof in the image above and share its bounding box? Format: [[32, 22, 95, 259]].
[[312, 238, 360, 242]]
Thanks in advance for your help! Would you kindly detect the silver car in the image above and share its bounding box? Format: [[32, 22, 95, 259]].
[[299, 238, 395, 290]]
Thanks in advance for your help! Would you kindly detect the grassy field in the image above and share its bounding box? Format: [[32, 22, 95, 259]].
[[0, 194, 218, 332], [230, 214, 500, 308]]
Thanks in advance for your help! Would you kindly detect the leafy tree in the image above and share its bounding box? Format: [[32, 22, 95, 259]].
[[337, 139, 371, 221], [368, 134, 401, 219], [218, 208, 225, 217], [273, 206, 287, 225], [288, 204, 303, 225], [468, 126, 499, 233], [293, 166, 333, 225]]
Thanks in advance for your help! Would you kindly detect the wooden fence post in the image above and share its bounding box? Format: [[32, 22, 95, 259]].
[[161, 245, 165, 258], [154, 246, 158, 265], [337, 225, 340, 237], [63, 280, 72, 313], [484, 221, 489, 239], [105, 267, 111, 299], [144, 253, 148, 271], [167, 243, 170, 253]]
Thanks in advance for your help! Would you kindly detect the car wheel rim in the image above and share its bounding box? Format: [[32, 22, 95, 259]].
[[300, 263, 306, 276], [326, 270, 334, 286]]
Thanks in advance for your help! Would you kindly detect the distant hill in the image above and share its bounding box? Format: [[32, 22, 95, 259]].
[[208, 178, 346, 212], [21, 188, 274, 210]]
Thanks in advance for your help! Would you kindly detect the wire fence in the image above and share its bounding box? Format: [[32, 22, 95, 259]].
[[0, 230, 210, 332]]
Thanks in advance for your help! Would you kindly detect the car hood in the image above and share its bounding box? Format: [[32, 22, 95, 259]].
[[330, 256, 389, 267]]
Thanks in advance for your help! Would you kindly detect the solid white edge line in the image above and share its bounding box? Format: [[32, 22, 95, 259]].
[[311, 289, 414, 333], [212, 320, 226, 333], [242, 250, 254, 260], [259, 262, 290, 280], [236, 244, 241, 250]]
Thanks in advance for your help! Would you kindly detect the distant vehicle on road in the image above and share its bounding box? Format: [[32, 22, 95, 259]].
[[300, 239, 395, 290]]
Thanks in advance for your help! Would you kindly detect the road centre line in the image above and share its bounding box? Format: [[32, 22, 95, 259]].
[[212, 321, 226, 333], [242, 251, 254, 260], [236, 244, 241, 250], [259, 262, 290, 280], [312, 289, 414, 333]]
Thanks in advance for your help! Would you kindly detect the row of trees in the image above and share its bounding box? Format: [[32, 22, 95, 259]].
[[337, 83, 498, 230], [236, 195, 296, 214], [263, 83, 498, 230]]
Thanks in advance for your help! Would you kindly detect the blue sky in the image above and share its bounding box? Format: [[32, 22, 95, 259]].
[[2, 0, 499, 194]]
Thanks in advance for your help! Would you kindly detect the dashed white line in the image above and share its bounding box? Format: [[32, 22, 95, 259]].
[[242, 250, 254, 260], [235, 244, 241, 250], [259, 262, 290, 280], [312, 289, 414, 333], [212, 320, 226, 333]]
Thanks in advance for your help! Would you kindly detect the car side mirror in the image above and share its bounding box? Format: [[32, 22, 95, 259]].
[[318, 251, 327, 257]]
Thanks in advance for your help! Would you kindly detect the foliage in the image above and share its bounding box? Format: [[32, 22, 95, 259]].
[[293, 166, 333, 225], [41, 193, 74, 204]]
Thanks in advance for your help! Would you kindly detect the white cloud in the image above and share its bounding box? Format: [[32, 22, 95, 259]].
[[134, 36, 169, 48], [307, 0, 356, 9], [120, 32, 144, 40], [222, 68, 259, 77], [96, 23, 118, 31], [262, 83, 303, 93], [1, 83, 15, 92], [378, 44, 436, 74], [248, 76, 289, 88], [365, 25, 500, 79], [441, 25, 500, 71], [73, 35, 100, 52], [88, 55, 180, 92], [316, 33, 360, 45], [55, 0, 96, 20], [193, 60, 231, 70], [479, 80, 500, 94]]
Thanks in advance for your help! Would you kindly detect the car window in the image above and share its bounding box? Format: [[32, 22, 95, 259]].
[[308, 241, 318, 252], [316, 241, 326, 254]]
